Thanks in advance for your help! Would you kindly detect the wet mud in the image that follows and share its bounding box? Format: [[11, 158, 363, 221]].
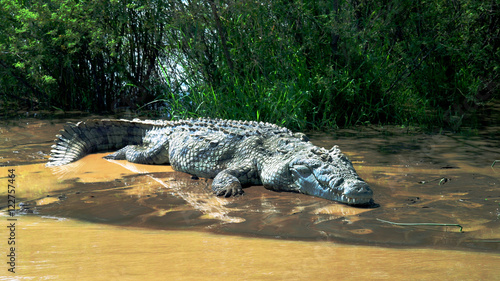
[[1, 117, 499, 254]]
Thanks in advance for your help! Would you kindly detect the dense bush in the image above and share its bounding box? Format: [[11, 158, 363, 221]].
[[1, 0, 498, 129]]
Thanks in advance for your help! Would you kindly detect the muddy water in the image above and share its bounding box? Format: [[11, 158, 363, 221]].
[[1, 117, 499, 280], [1, 215, 499, 280]]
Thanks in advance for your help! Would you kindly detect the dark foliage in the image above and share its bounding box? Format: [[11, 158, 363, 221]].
[[1, 0, 498, 129]]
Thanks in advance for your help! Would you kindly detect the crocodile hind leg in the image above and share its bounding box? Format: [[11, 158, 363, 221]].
[[103, 139, 170, 165]]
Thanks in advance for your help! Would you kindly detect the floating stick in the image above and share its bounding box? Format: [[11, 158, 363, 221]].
[[377, 218, 463, 232]]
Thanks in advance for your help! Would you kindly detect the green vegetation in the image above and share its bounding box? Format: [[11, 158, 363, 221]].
[[1, 0, 498, 130]]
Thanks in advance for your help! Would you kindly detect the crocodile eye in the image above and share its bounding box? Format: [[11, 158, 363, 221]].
[[290, 165, 312, 178]]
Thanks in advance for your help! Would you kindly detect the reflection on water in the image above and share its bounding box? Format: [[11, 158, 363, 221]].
[[1, 117, 500, 279]]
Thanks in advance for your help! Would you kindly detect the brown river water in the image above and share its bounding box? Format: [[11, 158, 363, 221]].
[[1, 115, 499, 280]]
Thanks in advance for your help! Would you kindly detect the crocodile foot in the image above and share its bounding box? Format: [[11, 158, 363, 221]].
[[212, 171, 244, 197]]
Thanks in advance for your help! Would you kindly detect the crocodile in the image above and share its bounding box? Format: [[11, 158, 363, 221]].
[[47, 118, 374, 206]]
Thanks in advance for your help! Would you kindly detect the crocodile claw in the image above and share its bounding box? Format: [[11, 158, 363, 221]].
[[214, 182, 244, 197]]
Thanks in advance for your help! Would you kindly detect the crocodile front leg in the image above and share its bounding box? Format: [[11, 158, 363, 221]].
[[212, 164, 257, 197], [212, 170, 243, 197], [103, 139, 170, 165]]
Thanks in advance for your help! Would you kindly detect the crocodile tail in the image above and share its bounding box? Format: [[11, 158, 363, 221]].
[[46, 119, 152, 167]]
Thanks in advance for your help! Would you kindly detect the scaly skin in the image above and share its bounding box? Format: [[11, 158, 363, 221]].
[[47, 118, 373, 205]]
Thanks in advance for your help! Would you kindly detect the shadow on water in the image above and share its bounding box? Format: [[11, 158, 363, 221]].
[[1, 117, 499, 254]]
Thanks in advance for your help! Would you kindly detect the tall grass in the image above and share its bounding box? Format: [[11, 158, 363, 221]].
[[152, 0, 497, 130]]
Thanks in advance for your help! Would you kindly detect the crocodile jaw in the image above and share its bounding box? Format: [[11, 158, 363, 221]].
[[290, 164, 373, 206], [336, 178, 373, 205]]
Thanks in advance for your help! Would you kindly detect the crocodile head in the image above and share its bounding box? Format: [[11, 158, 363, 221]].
[[288, 145, 373, 206]]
